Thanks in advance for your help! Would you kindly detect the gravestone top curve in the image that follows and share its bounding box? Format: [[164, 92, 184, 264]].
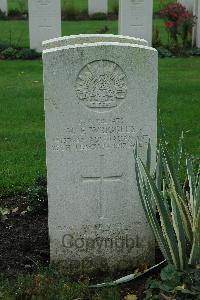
[[42, 34, 148, 50], [43, 41, 156, 54]]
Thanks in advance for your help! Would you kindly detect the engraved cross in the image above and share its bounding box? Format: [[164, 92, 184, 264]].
[[81, 154, 123, 219]]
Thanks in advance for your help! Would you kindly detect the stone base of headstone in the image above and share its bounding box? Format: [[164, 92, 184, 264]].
[[50, 234, 155, 274]]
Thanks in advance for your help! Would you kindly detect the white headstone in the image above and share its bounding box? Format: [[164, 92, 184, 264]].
[[119, 0, 153, 46], [28, 0, 61, 52], [43, 36, 157, 273], [178, 0, 200, 48], [88, 0, 108, 15], [196, 0, 200, 47], [177, 0, 200, 48], [0, 0, 7, 15], [43, 34, 148, 50], [178, 0, 195, 11]]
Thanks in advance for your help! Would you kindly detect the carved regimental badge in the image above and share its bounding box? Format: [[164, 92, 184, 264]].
[[76, 60, 127, 111]]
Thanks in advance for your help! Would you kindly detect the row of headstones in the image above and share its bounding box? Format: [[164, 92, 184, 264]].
[[0, 0, 107, 15], [0, 0, 108, 16], [29, 0, 153, 52], [0, 0, 199, 51]]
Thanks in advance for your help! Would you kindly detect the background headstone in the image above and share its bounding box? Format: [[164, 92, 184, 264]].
[[185, 0, 200, 48], [0, 0, 7, 15], [43, 37, 158, 273], [195, 0, 200, 47], [178, 0, 195, 11], [119, 0, 153, 46], [28, 0, 61, 52], [88, 0, 108, 15], [43, 34, 148, 50]]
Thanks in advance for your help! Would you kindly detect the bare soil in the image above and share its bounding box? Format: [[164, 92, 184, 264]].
[[0, 196, 49, 278]]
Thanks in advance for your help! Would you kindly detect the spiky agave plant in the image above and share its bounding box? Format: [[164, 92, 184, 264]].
[[134, 134, 200, 271]]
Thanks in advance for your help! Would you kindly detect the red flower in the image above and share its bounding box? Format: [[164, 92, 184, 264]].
[[165, 21, 175, 28], [182, 12, 190, 18]]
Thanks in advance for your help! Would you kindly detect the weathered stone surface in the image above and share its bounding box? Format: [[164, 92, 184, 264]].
[[0, 0, 7, 15], [28, 0, 61, 52], [43, 41, 157, 273], [88, 0, 107, 15], [119, 0, 153, 46], [42, 34, 148, 50]]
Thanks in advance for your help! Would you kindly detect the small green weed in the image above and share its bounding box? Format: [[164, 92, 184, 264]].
[[27, 175, 48, 213], [145, 265, 200, 299], [0, 207, 10, 221]]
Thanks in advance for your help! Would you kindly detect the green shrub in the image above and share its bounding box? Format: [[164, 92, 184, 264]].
[[62, 1, 79, 20], [160, 3, 195, 49], [8, 0, 27, 17], [135, 132, 200, 271], [16, 48, 40, 60], [80, 7, 88, 16], [192, 48, 200, 56], [0, 46, 41, 60], [90, 13, 107, 20], [0, 42, 10, 51], [8, 9, 23, 17], [8, 9, 28, 19], [111, 0, 119, 15], [16, 0, 27, 14], [0, 47, 18, 59], [0, 207, 10, 222], [153, 27, 162, 47], [157, 46, 172, 58], [27, 175, 48, 213], [0, 9, 7, 20], [145, 264, 200, 299]]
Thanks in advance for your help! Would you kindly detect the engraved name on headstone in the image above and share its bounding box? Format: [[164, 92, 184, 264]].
[[43, 36, 158, 273]]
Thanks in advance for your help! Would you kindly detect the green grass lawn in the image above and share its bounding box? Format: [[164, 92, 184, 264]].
[[0, 18, 168, 49], [0, 20, 118, 48], [0, 57, 200, 196], [7, 0, 173, 13]]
